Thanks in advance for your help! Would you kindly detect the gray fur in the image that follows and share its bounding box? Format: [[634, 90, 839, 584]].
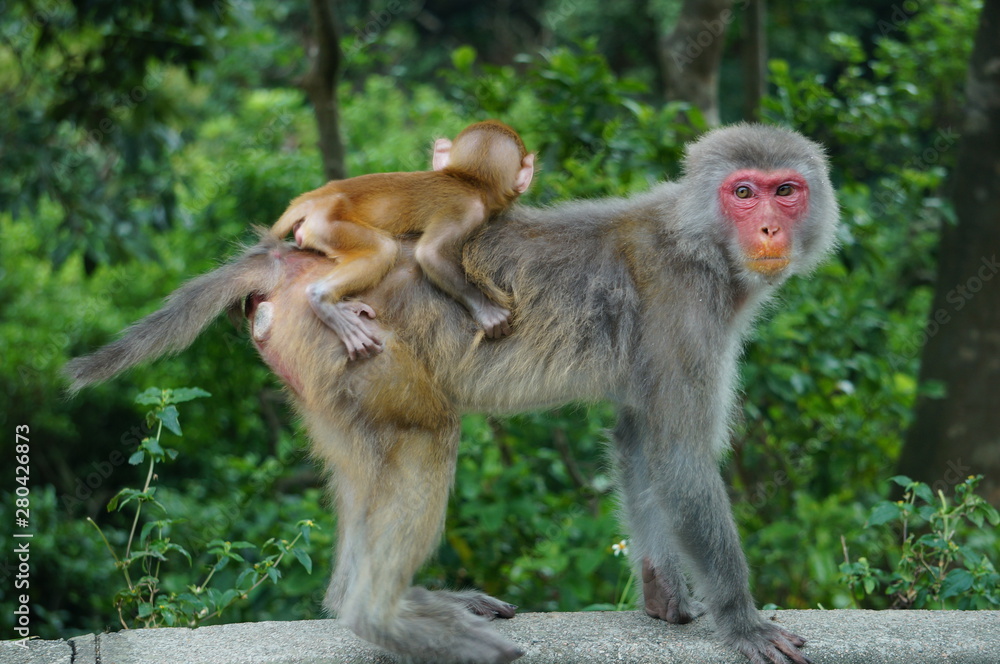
[[66, 124, 836, 664], [63, 233, 282, 394]]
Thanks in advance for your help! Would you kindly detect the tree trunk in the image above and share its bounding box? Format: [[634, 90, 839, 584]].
[[301, 0, 346, 181], [896, 0, 1000, 505], [740, 0, 766, 121], [658, 0, 735, 126]]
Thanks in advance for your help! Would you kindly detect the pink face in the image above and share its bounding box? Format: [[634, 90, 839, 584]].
[[718, 169, 810, 276]]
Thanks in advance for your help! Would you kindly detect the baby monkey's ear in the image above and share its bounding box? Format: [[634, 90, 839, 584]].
[[432, 138, 453, 171]]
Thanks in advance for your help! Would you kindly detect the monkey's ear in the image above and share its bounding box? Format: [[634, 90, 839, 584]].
[[514, 153, 535, 193], [432, 138, 452, 170]]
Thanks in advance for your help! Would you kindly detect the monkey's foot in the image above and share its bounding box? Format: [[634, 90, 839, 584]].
[[473, 302, 512, 339], [310, 298, 384, 361], [435, 589, 518, 620], [642, 557, 705, 624], [349, 587, 524, 664], [726, 622, 811, 664]]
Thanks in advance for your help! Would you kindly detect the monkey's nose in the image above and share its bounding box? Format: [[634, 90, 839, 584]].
[[760, 225, 781, 238]]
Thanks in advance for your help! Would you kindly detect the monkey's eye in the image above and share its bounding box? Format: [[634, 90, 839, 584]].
[[776, 184, 794, 196], [735, 186, 752, 199]]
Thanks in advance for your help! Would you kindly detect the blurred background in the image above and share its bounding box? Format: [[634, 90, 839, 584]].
[[1, 0, 998, 639]]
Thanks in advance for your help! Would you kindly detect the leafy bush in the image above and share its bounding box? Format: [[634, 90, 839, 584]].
[[89, 388, 317, 628], [841, 476, 999, 609]]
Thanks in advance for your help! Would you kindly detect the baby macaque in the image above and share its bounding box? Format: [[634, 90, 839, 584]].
[[270, 120, 535, 359]]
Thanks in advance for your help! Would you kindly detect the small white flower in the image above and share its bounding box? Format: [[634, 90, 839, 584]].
[[612, 539, 629, 557]]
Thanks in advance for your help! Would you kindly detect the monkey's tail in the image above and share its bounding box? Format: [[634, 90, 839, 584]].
[[64, 231, 285, 394]]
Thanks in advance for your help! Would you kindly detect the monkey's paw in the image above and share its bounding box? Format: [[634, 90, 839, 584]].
[[642, 559, 705, 624], [435, 589, 518, 620], [727, 622, 812, 664], [474, 303, 512, 339], [355, 587, 524, 664], [311, 298, 385, 361]]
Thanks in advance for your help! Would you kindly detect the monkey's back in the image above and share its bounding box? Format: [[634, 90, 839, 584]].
[[367, 198, 655, 413], [308, 172, 484, 236]]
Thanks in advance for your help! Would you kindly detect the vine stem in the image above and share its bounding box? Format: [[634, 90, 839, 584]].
[[125, 419, 163, 560]]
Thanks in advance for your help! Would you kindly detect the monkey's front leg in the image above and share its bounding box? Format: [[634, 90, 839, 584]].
[[618, 408, 811, 664], [416, 206, 512, 339], [642, 556, 706, 624], [661, 453, 811, 664]]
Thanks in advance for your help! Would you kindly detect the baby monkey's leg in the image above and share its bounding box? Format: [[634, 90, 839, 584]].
[[304, 221, 399, 360]]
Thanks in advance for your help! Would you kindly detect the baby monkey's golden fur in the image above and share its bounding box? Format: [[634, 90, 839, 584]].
[[270, 120, 534, 359]]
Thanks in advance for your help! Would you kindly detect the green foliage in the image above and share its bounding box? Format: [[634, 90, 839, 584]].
[[88, 388, 317, 628], [736, 0, 994, 610], [440, 39, 705, 202], [841, 476, 999, 609], [427, 408, 626, 611], [0, 0, 231, 268]]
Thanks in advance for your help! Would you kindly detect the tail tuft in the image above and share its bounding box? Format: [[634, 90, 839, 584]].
[[64, 238, 285, 393]]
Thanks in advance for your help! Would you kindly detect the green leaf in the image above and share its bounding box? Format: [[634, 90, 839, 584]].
[[167, 387, 211, 404], [868, 501, 902, 526], [137, 602, 154, 618], [157, 405, 182, 436], [236, 568, 256, 589], [266, 567, 281, 584], [140, 521, 158, 545], [107, 489, 125, 511], [170, 543, 193, 566], [135, 388, 164, 406], [912, 482, 934, 504], [941, 569, 974, 598], [220, 589, 241, 609], [176, 592, 202, 607], [581, 602, 616, 611], [916, 505, 938, 521], [889, 475, 913, 488], [916, 533, 947, 550], [977, 503, 1000, 527], [143, 437, 165, 457], [128, 450, 145, 465], [292, 547, 313, 574]]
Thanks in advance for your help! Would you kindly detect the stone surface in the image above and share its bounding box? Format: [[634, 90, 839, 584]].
[[2, 610, 998, 664]]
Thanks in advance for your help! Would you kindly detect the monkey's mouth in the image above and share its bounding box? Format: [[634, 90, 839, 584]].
[[746, 257, 791, 275]]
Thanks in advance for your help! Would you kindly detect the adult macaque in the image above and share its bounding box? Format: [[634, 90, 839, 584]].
[[66, 124, 838, 664], [269, 119, 535, 359]]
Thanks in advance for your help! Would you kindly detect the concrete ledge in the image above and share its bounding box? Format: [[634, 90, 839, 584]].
[[3, 610, 998, 664]]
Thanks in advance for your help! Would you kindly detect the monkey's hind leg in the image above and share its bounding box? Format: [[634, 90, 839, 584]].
[[305, 222, 399, 360], [433, 589, 518, 620], [322, 421, 523, 664]]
